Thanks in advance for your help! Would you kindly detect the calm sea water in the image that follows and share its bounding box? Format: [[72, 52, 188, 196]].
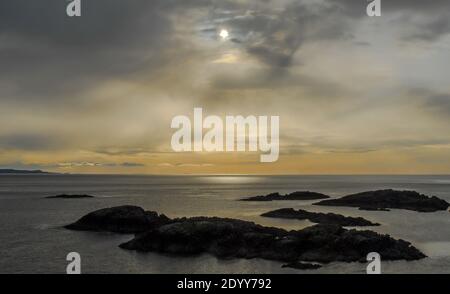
[[0, 175, 449, 274]]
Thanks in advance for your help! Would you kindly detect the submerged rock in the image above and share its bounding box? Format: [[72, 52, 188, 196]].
[[261, 208, 379, 227], [45, 194, 95, 199], [315, 189, 449, 212], [65, 205, 171, 233], [241, 191, 330, 201]]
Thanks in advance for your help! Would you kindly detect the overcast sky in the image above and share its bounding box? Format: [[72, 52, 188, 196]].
[[1, 0, 450, 174]]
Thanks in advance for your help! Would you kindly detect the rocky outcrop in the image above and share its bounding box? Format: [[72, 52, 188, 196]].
[[261, 208, 379, 226], [315, 189, 449, 212], [65, 205, 171, 233], [118, 215, 425, 265], [46, 194, 95, 199], [241, 191, 330, 201], [66, 206, 426, 269]]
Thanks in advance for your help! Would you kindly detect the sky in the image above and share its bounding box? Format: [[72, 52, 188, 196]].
[[1, 0, 450, 175]]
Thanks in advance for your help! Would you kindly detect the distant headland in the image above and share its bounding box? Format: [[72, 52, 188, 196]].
[[0, 169, 54, 174]]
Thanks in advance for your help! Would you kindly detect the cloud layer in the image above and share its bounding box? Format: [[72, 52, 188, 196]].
[[1, 0, 450, 174]]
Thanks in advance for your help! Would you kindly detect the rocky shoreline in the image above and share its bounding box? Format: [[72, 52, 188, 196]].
[[66, 205, 426, 270]]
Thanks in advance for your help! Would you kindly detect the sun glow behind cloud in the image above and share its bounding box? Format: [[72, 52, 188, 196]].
[[219, 29, 229, 40]]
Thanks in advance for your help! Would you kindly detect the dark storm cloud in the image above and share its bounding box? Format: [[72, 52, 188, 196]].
[[0, 0, 206, 101]]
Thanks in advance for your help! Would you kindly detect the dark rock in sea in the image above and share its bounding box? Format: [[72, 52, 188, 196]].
[[241, 191, 330, 201], [45, 194, 95, 199], [261, 208, 379, 227], [66, 206, 426, 268], [359, 207, 390, 212], [282, 261, 322, 270], [315, 189, 450, 212], [118, 213, 425, 265], [65, 205, 171, 233]]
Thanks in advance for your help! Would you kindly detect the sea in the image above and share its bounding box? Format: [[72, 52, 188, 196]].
[[0, 174, 449, 274]]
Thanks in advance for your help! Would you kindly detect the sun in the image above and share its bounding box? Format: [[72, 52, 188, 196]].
[[219, 29, 229, 40]]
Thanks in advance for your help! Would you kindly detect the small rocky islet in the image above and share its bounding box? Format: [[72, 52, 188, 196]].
[[240, 191, 330, 201], [65, 205, 170, 233], [45, 194, 95, 199], [261, 208, 379, 227], [314, 189, 449, 212], [65, 205, 426, 270], [243, 189, 449, 212]]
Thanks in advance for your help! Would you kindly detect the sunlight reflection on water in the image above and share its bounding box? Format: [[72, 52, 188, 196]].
[[200, 175, 264, 184]]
